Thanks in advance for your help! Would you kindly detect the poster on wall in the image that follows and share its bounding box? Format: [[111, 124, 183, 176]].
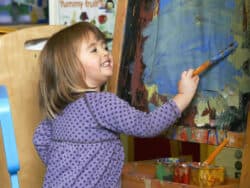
[[49, 0, 117, 49], [0, 0, 48, 24]]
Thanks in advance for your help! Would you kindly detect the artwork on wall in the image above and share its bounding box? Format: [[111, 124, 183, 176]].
[[13, 0, 37, 5], [119, 0, 250, 143], [49, 0, 117, 49], [0, 0, 48, 24]]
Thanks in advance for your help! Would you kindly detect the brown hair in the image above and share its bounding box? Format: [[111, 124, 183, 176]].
[[39, 22, 105, 119]]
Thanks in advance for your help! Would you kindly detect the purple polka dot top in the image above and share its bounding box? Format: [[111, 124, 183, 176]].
[[33, 92, 181, 188]]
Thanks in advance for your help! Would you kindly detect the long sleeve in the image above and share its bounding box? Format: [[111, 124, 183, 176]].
[[87, 92, 181, 137], [33, 119, 52, 166]]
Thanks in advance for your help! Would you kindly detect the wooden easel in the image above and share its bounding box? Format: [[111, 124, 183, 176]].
[[118, 0, 250, 187]]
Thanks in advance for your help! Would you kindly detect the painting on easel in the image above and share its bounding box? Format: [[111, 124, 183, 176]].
[[118, 0, 250, 148]]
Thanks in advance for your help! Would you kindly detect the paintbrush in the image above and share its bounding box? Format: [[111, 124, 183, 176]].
[[202, 138, 229, 166], [193, 41, 238, 76]]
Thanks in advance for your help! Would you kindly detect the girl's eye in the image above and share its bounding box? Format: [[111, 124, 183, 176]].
[[90, 48, 97, 53], [102, 45, 109, 51]]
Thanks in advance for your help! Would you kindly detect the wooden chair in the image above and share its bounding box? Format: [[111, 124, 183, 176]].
[[0, 25, 64, 188]]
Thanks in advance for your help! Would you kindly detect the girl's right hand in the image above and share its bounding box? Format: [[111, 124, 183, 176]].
[[178, 69, 199, 99], [173, 69, 199, 112]]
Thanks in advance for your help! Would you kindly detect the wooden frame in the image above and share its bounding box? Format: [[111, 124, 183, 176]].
[[107, 0, 128, 93], [239, 106, 250, 187]]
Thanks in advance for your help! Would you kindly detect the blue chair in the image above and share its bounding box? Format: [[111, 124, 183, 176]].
[[0, 85, 20, 188]]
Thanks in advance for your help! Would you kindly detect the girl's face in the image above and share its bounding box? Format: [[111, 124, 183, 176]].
[[79, 32, 113, 90]]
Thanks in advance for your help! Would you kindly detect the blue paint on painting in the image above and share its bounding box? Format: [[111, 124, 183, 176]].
[[142, 0, 240, 95], [159, 0, 171, 11], [225, 0, 235, 9]]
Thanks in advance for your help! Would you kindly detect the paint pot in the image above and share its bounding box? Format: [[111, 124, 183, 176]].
[[190, 163, 225, 187], [163, 163, 175, 181], [173, 162, 191, 184], [156, 157, 179, 181]]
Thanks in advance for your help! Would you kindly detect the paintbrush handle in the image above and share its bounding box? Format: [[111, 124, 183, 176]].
[[203, 138, 229, 165], [193, 42, 238, 76], [193, 60, 212, 76]]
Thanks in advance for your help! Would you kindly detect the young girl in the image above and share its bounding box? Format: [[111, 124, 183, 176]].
[[33, 22, 199, 188]]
